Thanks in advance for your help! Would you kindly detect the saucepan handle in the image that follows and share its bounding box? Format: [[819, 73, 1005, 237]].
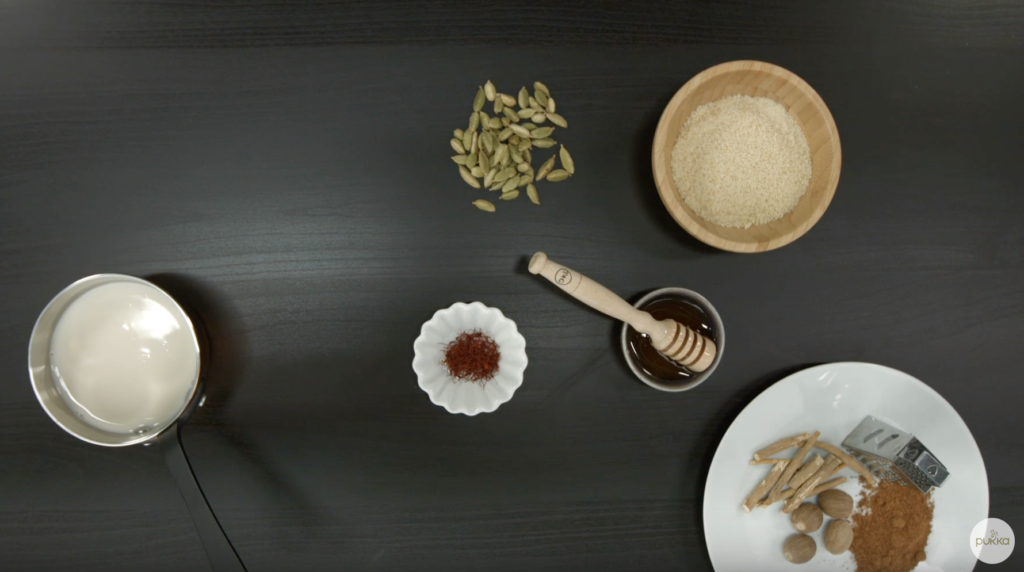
[[159, 422, 247, 572]]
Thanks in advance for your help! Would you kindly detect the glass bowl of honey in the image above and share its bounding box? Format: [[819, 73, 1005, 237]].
[[620, 287, 724, 392]]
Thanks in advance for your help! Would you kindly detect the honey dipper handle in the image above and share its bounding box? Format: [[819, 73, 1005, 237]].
[[528, 252, 660, 334]]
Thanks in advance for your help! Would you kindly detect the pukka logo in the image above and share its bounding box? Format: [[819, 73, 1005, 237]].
[[980, 529, 1009, 546], [971, 518, 1014, 564]]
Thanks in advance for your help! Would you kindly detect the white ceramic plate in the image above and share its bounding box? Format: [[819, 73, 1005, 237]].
[[704, 362, 987, 572], [412, 302, 527, 416]]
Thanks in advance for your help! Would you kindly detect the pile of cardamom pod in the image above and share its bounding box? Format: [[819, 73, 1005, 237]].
[[450, 80, 575, 212]]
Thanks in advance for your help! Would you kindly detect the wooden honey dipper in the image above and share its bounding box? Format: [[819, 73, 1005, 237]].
[[528, 252, 716, 372]]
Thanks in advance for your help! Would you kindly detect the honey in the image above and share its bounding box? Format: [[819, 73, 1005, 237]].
[[624, 296, 717, 384]]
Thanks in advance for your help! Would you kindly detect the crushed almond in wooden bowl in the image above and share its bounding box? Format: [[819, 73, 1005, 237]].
[[652, 60, 841, 253]]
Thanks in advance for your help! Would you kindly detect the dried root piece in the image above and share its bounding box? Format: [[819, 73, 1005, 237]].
[[816, 442, 875, 485], [753, 433, 810, 461], [767, 432, 820, 504], [743, 460, 788, 512], [783, 456, 842, 514]]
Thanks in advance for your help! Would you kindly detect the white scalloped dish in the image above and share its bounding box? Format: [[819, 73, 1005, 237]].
[[412, 302, 527, 416]]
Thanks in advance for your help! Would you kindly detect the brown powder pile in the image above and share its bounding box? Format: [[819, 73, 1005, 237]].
[[851, 479, 934, 572]]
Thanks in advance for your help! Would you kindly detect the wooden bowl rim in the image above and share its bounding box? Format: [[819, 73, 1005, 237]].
[[651, 60, 842, 253]]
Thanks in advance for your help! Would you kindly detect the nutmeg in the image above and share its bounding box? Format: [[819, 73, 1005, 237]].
[[783, 534, 817, 564], [824, 519, 854, 555], [818, 489, 854, 519], [791, 502, 823, 533]]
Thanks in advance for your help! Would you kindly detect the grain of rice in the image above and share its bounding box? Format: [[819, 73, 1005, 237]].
[[670, 95, 812, 229]]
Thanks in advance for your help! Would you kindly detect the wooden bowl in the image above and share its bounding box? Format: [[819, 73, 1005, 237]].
[[652, 61, 841, 253]]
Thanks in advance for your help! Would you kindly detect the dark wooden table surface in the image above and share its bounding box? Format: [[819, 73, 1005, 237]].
[[2, 2, 1022, 571]]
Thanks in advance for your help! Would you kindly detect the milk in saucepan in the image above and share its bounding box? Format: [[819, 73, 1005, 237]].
[[49, 281, 199, 435]]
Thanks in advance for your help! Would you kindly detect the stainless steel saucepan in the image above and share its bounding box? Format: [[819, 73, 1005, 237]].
[[28, 274, 246, 572]]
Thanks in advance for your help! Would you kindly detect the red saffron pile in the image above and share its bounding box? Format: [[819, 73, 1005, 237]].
[[442, 330, 500, 382]]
